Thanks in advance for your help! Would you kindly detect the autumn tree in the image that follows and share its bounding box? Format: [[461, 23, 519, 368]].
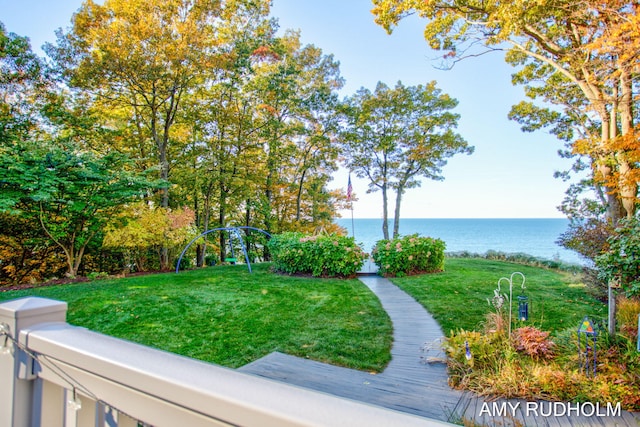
[[47, 0, 227, 208], [248, 31, 344, 234], [372, 0, 640, 225], [340, 81, 472, 239], [47, 0, 281, 267], [178, 74, 265, 263], [169, 7, 276, 264]]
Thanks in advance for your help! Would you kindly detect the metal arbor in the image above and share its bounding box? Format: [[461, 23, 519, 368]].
[[175, 226, 271, 274]]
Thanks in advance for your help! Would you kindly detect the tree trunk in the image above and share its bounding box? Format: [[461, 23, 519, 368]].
[[150, 104, 170, 269], [617, 69, 637, 219], [296, 169, 307, 222], [245, 199, 253, 256], [65, 250, 76, 278], [381, 182, 390, 240], [264, 167, 275, 234], [594, 102, 625, 225], [194, 192, 205, 268], [512, 42, 637, 225], [159, 135, 170, 269], [159, 145, 170, 208], [71, 244, 88, 278], [40, 207, 80, 278], [218, 197, 227, 262], [393, 188, 403, 239], [200, 201, 211, 266]]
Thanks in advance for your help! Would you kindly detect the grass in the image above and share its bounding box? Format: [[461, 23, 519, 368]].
[[390, 258, 606, 334], [0, 263, 392, 371], [0, 258, 610, 378]]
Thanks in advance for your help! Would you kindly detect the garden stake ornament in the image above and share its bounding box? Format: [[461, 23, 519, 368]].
[[578, 316, 597, 377]]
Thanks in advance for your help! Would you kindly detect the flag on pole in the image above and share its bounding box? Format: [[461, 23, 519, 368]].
[[347, 174, 353, 201]]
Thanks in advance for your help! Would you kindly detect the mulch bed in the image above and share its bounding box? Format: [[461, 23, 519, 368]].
[[0, 270, 168, 292]]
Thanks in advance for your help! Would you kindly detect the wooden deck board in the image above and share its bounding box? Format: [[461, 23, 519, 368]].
[[238, 275, 640, 427]]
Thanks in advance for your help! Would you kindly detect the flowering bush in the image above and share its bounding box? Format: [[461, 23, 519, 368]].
[[267, 232, 367, 278], [371, 234, 445, 277]]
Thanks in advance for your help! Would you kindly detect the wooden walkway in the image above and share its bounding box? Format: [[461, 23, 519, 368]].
[[239, 275, 640, 426]]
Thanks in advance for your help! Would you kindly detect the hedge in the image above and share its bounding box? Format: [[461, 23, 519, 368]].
[[372, 234, 445, 277], [268, 232, 367, 278]]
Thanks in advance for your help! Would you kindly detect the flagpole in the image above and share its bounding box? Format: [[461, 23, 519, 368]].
[[347, 173, 355, 238], [350, 200, 355, 239]]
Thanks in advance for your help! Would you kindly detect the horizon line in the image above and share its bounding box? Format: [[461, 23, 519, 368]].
[[334, 217, 568, 220]]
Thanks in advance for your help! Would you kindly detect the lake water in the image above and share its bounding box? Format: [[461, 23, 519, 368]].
[[334, 218, 583, 265]]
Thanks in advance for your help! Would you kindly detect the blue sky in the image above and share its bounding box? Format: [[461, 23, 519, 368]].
[[2, 0, 575, 218]]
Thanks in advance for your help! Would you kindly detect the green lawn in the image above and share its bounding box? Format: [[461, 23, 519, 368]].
[[0, 263, 392, 371], [391, 258, 606, 334], [0, 258, 606, 373]]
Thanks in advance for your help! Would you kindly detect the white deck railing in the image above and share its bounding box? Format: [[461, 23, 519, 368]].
[[0, 297, 452, 427]]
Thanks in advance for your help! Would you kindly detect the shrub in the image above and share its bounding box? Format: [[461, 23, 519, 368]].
[[444, 330, 505, 370], [617, 296, 640, 341], [267, 232, 366, 278], [80, 247, 129, 276], [204, 254, 218, 266], [0, 214, 67, 287], [104, 203, 198, 271], [174, 256, 193, 271], [372, 234, 445, 277], [442, 330, 510, 389], [530, 365, 583, 400], [87, 271, 110, 281], [512, 326, 555, 360], [596, 218, 640, 296], [580, 266, 608, 302], [557, 216, 613, 263]]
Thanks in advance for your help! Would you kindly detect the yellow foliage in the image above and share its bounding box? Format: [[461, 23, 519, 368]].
[[104, 203, 197, 250], [617, 295, 640, 340], [0, 235, 67, 286]]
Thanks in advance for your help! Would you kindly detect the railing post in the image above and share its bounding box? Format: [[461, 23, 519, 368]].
[[0, 297, 68, 427]]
